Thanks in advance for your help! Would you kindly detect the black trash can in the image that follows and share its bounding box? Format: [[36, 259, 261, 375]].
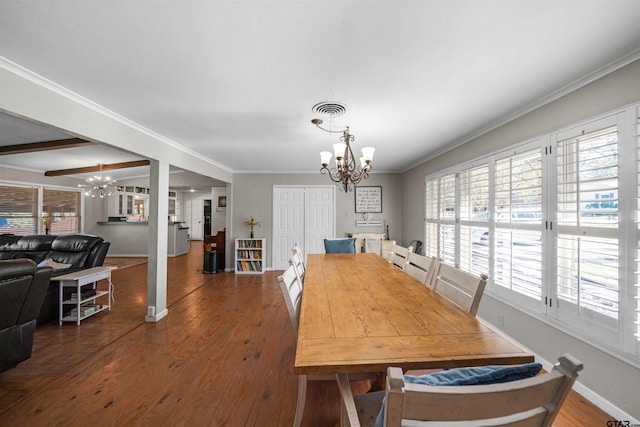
[[203, 250, 218, 274]]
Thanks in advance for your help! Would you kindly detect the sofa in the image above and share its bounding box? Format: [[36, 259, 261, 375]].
[[0, 259, 53, 371], [0, 234, 111, 323]]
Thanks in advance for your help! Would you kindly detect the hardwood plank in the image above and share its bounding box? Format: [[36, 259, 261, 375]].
[[0, 243, 614, 426]]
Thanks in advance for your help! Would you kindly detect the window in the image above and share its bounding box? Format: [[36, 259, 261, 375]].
[[43, 188, 81, 234], [459, 163, 489, 278], [424, 105, 640, 363], [425, 173, 456, 265], [553, 119, 619, 343], [0, 185, 38, 235], [493, 147, 543, 311]]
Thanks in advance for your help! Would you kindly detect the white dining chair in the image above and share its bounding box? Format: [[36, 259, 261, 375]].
[[432, 262, 487, 316], [336, 354, 583, 427], [404, 252, 438, 287]]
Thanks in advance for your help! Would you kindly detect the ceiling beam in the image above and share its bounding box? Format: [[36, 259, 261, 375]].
[[45, 160, 151, 177], [0, 138, 94, 155]]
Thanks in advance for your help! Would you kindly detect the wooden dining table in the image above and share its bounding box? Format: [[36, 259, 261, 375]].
[[294, 253, 534, 375]]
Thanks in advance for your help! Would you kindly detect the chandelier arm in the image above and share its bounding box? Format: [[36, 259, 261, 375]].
[[320, 166, 344, 184]]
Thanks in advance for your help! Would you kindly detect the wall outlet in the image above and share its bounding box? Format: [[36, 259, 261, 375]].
[[497, 315, 505, 327]]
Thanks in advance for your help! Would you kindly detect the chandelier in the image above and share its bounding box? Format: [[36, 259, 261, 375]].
[[311, 104, 375, 192], [79, 164, 117, 198]]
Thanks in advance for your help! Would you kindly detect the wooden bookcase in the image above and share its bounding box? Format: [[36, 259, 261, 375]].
[[234, 238, 266, 274]]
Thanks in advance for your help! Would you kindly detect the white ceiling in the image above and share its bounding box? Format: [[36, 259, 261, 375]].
[[0, 1, 639, 180]]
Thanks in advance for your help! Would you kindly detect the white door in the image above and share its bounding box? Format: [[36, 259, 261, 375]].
[[190, 198, 204, 240], [273, 187, 305, 270], [272, 186, 335, 270], [305, 187, 334, 256]]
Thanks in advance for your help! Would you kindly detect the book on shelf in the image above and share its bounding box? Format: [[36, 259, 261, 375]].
[[71, 289, 97, 300], [69, 304, 103, 317]]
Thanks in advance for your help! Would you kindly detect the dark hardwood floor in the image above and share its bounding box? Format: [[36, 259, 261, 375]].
[[0, 243, 612, 426]]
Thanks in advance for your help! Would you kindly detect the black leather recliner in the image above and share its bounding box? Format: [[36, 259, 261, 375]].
[[0, 259, 53, 372]]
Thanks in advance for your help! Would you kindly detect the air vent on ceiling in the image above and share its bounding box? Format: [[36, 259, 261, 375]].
[[312, 101, 347, 116]]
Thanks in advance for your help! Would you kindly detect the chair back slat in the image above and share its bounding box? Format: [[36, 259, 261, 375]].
[[389, 244, 412, 270], [433, 263, 487, 315], [289, 251, 305, 285]]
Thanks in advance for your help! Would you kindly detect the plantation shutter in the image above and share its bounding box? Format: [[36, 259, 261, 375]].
[[424, 173, 456, 264], [424, 178, 439, 258], [636, 115, 640, 342], [493, 148, 543, 303], [555, 120, 619, 343], [0, 185, 38, 235], [459, 163, 489, 277]]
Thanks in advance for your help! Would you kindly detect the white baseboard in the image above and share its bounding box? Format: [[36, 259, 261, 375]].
[[145, 308, 168, 323]]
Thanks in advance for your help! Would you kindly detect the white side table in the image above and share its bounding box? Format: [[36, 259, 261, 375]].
[[53, 266, 116, 325]]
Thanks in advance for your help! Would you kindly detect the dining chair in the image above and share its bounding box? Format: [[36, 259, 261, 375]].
[[404, 252, 438, 287], [289, 251, 305, 285], [324, 238, 357, 253], [432, 262, 487, 316], [336, 354, 583, 427], [388, 244, 412, 270]]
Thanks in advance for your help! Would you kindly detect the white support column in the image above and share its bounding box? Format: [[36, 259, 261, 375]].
[[146, 159, 169, 322]]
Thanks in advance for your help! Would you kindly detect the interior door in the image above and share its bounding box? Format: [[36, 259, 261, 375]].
[[305, 187, 334, 256], [273, 187, 305, 270], [190, 198, 204, 240], [272, 186, 335, 270]]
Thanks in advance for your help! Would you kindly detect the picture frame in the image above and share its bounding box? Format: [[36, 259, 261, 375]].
[[355, 186, 382, 213], [217, 196, 227, 208]]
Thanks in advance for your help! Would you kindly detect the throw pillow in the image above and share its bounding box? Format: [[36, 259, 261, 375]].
[[323, 238, 356, 254]]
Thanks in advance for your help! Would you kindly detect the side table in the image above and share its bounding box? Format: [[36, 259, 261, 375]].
[[53, 266, 116, 325]]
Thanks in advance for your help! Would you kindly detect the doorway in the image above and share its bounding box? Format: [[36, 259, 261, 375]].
[[204, 199, 212, 236], [272, 186, 335, 270]]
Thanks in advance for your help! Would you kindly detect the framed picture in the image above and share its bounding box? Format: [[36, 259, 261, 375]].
[[217, 196, 227, 208], [355, 186, 382, 213]]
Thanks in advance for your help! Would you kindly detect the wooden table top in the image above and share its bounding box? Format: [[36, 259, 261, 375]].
[[294, 253, 534, 375]]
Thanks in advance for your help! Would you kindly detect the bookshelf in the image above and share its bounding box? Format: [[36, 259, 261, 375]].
[[235, 238, 266, 274]]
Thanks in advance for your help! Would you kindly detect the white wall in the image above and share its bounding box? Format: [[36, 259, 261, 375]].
[[400, 59, 640, 419]]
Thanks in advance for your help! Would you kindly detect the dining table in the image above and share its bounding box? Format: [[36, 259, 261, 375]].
[[294, 253, 534, 376]]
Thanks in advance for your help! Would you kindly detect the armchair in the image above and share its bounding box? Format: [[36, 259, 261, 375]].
[[0, 259, 53, 372]]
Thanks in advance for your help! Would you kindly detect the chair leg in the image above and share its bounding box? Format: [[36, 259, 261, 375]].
[[294, 374, 307, 427]]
